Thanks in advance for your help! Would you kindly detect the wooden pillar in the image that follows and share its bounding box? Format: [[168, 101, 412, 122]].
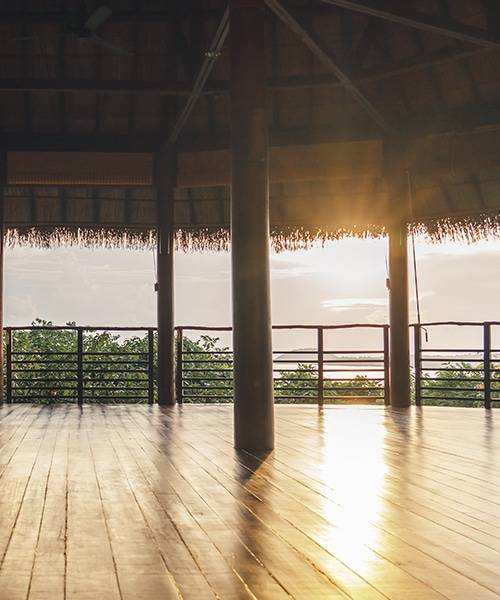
[[0, 152, 5, 406], [230, 0, 274, 450], [154, 152, 176, 406], [388, 218, 411, 408]]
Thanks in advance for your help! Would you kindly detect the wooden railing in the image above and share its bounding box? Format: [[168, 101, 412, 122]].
[[175, 324, 389, 406], [413, 321, 500, 408], [3, 322, 499, 407], [4, 326, 155, 405]]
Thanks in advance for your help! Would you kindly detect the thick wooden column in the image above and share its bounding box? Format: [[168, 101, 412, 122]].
[[388, 218, 411, 408], [230, 0, 274, 450], [154, 152, 176, 406]]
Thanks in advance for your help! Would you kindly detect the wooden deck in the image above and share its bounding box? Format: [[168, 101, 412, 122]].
[[0, 404, 498, 600]]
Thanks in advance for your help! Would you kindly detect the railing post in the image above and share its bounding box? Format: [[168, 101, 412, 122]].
[[317, 327, 324, 408], [175, 328, 183, 404], [383, 325, 390, 406], [148, 329, 155, 404], [414, 324, 422, 407], [6, 328, 12, 404], [77, 328, 83, 407], [484, 322, 491, 410]]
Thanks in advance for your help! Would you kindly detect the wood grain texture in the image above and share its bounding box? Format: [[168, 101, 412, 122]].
[[0, 404, 498, 599]]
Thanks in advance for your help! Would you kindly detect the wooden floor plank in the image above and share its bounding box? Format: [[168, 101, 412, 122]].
[[65, 406, 122, 600], [0, 404, 498, 600], [87, 406, 181, 600], [0, 407, 60, 600], [28, 406, 70, 600]]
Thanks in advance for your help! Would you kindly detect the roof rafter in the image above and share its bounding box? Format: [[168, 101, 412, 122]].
[[265, 0, 392, 133], [321, 0, 500, 48], [163, 5, 229, 151]]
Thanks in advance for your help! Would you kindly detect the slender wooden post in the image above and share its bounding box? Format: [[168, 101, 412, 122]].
[[388, 219, 411, 408], [414, 324, 422, 407], [6, 328, 12, 404], [230, 0, 274, 450], [317, 327, 324, 407], [383, 325, 390, 406], [175, 328, 183, 405], [483, 322, 491, 410], [154, 152, 176, 406], [148, 328, 155, 404], [77, 328, 83, 407], [0, 151, 5, 406]]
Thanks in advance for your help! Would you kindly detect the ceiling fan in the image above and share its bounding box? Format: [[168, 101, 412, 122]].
[[14, 4, 133, 56]]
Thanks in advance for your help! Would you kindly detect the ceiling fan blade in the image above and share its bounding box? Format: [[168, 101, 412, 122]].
[[88, 33, 133, 56], [84, 5, 112, 32]]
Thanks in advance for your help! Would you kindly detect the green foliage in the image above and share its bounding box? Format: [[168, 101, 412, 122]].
[[83, 330, 150, 404], [11, 319, 77, 404], [9, 320, 151, 404], [273, 363, 384, 404], [420, 361, 485, 407], [181, 335, 233, 403]]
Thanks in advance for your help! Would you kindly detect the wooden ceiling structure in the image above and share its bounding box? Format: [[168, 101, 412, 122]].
[[1, 0, 500, 247], [1, 0, 500, 448]]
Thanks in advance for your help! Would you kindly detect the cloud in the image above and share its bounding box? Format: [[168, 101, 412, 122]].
[[6, 294, 39, 325], [179, 273, 229, 284], [321, 298, 387, 312]]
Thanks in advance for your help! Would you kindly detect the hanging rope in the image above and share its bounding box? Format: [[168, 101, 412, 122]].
[[407, 171, 428, 343], [152, 247, 158, 292]]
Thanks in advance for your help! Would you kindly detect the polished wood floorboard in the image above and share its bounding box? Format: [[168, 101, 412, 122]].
[[0, 404, 498, 599]]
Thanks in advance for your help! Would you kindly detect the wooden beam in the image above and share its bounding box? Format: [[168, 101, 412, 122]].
[[2, 133, 160, 153], [7, 126, 500, 187], [0, 151, 5, 405], [0, 44, 489, 96], [266, 0, 392, 132], [0, 9, 222, 24], [231, 0, 274, 451], [407, 128, 500, 177], [321, 0, 500, 48], [177, 140, 384, 187], [154, 152, 176, 406], [0, 79, 195, 96], [7, 152, 153, 185], [0, 6, 335, 24]]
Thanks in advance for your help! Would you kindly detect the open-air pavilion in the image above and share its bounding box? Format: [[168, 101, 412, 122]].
[[0, 1, 499, 598]]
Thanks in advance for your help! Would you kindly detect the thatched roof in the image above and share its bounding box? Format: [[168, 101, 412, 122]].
[[1, 0, 500, 249]]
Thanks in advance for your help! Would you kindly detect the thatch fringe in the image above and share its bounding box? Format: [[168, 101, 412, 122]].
[[5, 227, 157, 251], [5, 215, 500, 252], [411, 214, 500, 243]]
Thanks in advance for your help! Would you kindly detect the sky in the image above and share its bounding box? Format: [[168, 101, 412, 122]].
[[6, 235, 500, 350]]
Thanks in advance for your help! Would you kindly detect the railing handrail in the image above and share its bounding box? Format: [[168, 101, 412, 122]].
[[410, 321, 500, 327], [7, 321, 500, 331], [4, 325, 156, 332], [175, 323, 389, 331]]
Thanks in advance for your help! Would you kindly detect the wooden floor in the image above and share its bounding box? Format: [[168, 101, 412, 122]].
[[0, 405, 498, 600]]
